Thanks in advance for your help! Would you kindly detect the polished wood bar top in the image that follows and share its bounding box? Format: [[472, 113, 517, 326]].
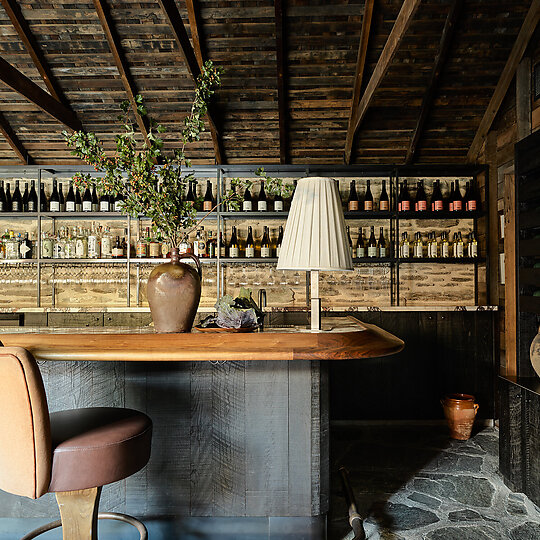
[[0, 316, 404, 362]]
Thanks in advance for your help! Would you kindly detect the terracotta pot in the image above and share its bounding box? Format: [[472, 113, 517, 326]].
[[441, 393, 479, 440], [147, 249, 201, 333]]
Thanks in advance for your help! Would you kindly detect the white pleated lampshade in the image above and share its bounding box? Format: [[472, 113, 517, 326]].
[[277, 177, 353, 271]]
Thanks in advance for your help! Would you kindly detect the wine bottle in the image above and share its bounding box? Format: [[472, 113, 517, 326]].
[[378, 227, 387, 257], [0, 181, 6, 212], [75, 187, 83, 212], [219, 232, 227, 257], [91, 186, 99, 212], [65, 182, 75, 212], [229, 226, 239, 258], [82, 186, 92, 212], [245, 226, 255, 257], [367, 226, 377, 257], [207, 231, 216, 258], [400, 232, 410, 258], [468, 232, 478, 257], [356, 227, 366, 258], [431, 180, 444, 212], [441, 232, 450, 258], [22, 182, 28, 212], [448, 181, 455, 212], [114, 191, 124, 212], [364, 180, 373, 211], [274, 190, 283, 212], [261, 226, 271, 257], [398, 180, 411, 212], [11, 181, 22, 212], [27, 180, 38, 212], [19, 232, 32, 259], [49, 179, 60, 212], [186, 181, 195, 207], [452, 180, 463, 211], [348, 180, 359, 211], [203, 180, 213, 211], [456, 231, 464, 257], [99, 191, 110, 212], [415, 180, 427, 212], [466, 181, 478, 212], [379, 180, 389, 211], [257, 181, 267, 211], [5, 182, 12, 211], [242, 186, 253, 211], [276, 225, 283, 257], [39, 182, 48, 211], [58, 182, 65, 211], [346, 226, 354, 257], [413, 232, 424, 258], [112, 236, 124, 258]]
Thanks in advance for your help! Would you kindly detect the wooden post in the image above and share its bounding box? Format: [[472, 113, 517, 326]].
[[56, 487, 102, 540], [516, 57, 532, 141], [486, 132, 499, 307]]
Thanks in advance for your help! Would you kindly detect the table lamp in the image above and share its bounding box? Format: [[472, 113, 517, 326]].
[[277, 176, 353, 330]]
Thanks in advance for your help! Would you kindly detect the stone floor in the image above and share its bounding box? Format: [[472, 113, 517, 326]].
[[328, 424, 540, 540]]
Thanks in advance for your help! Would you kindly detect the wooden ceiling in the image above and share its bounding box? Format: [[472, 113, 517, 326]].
[[0, 0, 537, 166]]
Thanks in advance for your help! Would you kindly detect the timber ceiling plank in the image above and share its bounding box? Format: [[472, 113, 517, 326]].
[[0, 110, 31, 163]]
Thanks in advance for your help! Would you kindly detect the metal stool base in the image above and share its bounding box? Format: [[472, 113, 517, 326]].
[[21, 512, 148, 540]]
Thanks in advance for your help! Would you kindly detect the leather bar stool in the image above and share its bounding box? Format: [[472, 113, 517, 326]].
[[0, 346, 152, 540]]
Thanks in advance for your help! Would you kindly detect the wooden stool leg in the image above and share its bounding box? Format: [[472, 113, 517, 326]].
[[56, 487, 102, 540]]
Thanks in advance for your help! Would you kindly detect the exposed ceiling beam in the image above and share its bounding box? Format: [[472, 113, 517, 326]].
[[274, 0, 288, 164], [344, 0, 374, 165], [185, 0, 205, 67], [0, 55, 82, 131], [344, 0, 421, 164], [92, 0, 150, 142], [0, 0, 67, 104], [159, 0, 223, 164], [467, 0, 540, 162], [0, 111, 31, 164], [405, 0, 462, 165]]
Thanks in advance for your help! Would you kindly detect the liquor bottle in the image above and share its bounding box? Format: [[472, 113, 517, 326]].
[[91, 186, 99, 212], [274, 190, 284, 212], [348, 180, 359, 211], [65, 182, 76, 212], [99, 191, 110, 212], [64, 228, 75, 259], [261, 226, 271, 257], [415, 180, 428, 212], [11, 181, 22, 212], [39, 182, 48, 211], [413, 232, 424, 258], [276, 225, 283, 257], [363, 180, 373, 211], [0, 181, 6, 212], [27, 180, 38, 212], [257, 181, 267, 211], [242, 186, 253, 211], [356, 227, 366, 258], [452, 180, 463, 212], [398, 180, 411, 212], [186, 181, 195, 207], [367, 226, 377, 257], [41, 232, 53, 259], [59, 183, 65, 211], [22, 182, 28, 212], [81, 185, 92, 211], [399, 232, 411, 258], [229, 226, 239, 258], [203, 180, 213, 211], [112, 236, 124, 258], [136, 227, 147, 258], [49, 179, 60, 212], [207, 231, 216, 258], [5, 183, 11, 211], [346, 226, 354, 257], [5, 230, 18, 259], [19, 232, 32, 259], [87, 223, 100, 259], [148, 232, 160, 258], [468, 232, 478, 257], [101, 227, 112, 258], [379, 180, 389, 211], [219, 232, 226, 257], [378, 227, 387, 257], [75, 226, 88, 258], [466, 181, 478, 212], [245, 226, 255, 257], [194, 227, 207, 258], [431, 180, 444, 212]]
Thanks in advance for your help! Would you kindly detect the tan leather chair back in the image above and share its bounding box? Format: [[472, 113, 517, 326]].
[[0, 347, 51, 499]]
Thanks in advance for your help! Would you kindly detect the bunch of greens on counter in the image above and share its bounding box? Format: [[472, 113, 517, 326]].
[[200, 288, 264, 329]]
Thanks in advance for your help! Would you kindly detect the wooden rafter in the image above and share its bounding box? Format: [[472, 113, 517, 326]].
[[344, 0, 421, 164], [405, 0, 462, 165], [467, 0, 540, 162], [0, 111, 31, 164], [0, 0, 67, 104], [274, 0, 288, 164], [185, 0, 205, 67], [344, 0, 374, 165], [159, 0, 223, 164], [0, 55, 82, 131], [92, 0, 150, 142]]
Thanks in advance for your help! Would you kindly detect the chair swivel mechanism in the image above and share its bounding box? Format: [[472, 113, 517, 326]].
[[0, 346, 153, 540]]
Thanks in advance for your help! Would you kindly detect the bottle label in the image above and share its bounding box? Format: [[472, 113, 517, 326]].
[[357, 247, 366, 258], [274, 200, 283, 211], [276, 246, 281, 257], [261, 247, 271, 258], [453, 200, 462, 211], [66, 201, 75, 212], [42, 239, 53, 258], [20, 242, 31, 258], [441, 244, 449, 258], [243, 201, 252, 211], [434, 201, 444, 211], [364, 201, 373, 211], [379, 201, 389, 211], [76, 239, 86, 258], [367, 246, 377, 257], [229, 246, 239, 258], [203, 201, 213, 211], [414, 245, 423, 258], [246, 246, 255, 258], [379, 247, 387, 258], [112, 247, 124, 258], [83, 201, 92, 212], [149, 242, 160, 258], [28, 201, 36, 211], [400, 201, 410, 212], [449, 202, 454, 212], [258, 201, 267, 211], [101, 237, 112, 257], [50, 201, 60, 212], [12, 202, 20, 211], [220, 246, 226, 258], [88, 237, 99, 258], [6, 242, 18, 259], [179, 242, 190, 254], [401, 245, 410, 258], [456, 245, 464, 258], [469, 243, 478, 257], [136, 242, 147, 258], [348, 201, 359, 211], [161, 243, 169, 257], [100, 201, 109, 212], [417, 201, 427, 211], [197, 241, 206, 257], [114, 201, 123, 212], [467, 200, 477, 211]]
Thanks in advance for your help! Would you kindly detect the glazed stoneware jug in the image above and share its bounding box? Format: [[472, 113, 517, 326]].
[[531, 326, 540, 378], [147, 249, 201, 333]]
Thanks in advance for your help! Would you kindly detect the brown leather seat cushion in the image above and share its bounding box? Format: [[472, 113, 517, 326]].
[[48, 407, 152, 493]]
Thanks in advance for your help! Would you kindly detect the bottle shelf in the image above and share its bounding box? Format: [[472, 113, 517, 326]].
[[344, 211, 393, 219], [397, 211, 483, 220], [220, 211, 288, 219], [0, 212, 39, 218], [0, 258, 37, 264], [397, 257, 485, 264], [220, 257, 279, 264], [353, 257, 395, 264], [40, 211, 126, 219]]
